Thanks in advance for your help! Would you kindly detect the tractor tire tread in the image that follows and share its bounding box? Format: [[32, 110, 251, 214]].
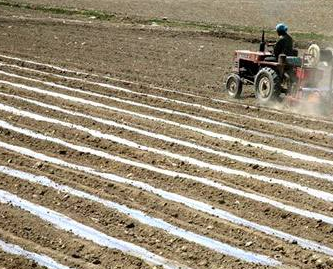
[[255, 67, 281, 103]]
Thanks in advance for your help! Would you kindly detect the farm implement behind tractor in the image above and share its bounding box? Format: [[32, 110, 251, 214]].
[[225, 31, 333, 115]]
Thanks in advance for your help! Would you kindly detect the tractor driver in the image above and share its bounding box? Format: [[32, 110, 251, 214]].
[[274, 23, 297, 87], [273, 23, 294, 58]]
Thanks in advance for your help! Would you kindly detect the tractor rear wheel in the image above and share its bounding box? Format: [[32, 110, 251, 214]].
[[225, 74, 242, 99], [254, 67, 281, 104]]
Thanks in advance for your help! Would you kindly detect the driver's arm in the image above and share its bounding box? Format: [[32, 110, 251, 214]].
[[274, 39, 283, 57]]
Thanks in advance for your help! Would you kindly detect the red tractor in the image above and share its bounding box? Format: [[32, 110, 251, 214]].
[[225, 32, 333, 112]]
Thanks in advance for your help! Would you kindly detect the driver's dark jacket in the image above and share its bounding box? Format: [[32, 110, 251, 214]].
[[274, 34, 293, 57]]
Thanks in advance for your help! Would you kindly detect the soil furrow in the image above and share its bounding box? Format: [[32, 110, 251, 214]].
[[0, 154, 330, 268], [1, 97, 333, 184], [0, 129, 333, 258], [0, 230, 88, 269], [1, 177, 260, 269], [1, 153, 300, 260], [0, 203, 153, 269], [1, 110, 333, 208], [2, 54, 333, 129], [0, 77, 332, 167], [1, 66, 333, 148], [2, 6, 333, 269], [0, 249, 52, 269], [0, 165, 289, 267], [1, 92, 333, 206]]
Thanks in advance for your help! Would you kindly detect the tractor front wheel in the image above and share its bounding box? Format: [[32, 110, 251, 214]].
[[254, 67, 281, 104], [225, 74, 243, 99]]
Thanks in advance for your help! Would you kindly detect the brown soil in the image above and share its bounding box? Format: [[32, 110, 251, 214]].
[[0, 249, 48, 269], [7, 0, 333, 35], [0, 6, 333, 269]]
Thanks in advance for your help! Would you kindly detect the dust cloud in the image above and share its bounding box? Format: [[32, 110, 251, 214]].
[[270, 60, 333, 117]]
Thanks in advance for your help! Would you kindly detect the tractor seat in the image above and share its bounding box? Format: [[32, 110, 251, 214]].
[[263, 56, 277, 62], [286, 57, 302, 67], [262, 55, 302, 67]]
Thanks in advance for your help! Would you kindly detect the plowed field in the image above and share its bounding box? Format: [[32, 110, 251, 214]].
[[7, 0, 333, 34], [0, 5, 333, 269]]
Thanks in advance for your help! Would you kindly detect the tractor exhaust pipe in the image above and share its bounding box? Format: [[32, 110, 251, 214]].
[[259, 30, 265, 52]]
